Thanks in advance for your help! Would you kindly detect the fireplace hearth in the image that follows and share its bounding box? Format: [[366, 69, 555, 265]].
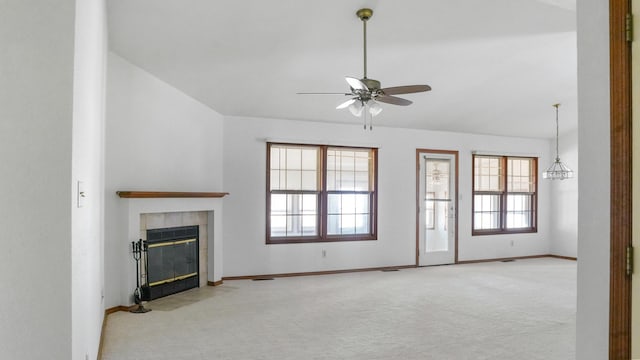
[[141, 225, 199, 301]]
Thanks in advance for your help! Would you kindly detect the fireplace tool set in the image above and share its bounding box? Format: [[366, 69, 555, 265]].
[[130, 239, 151, 313]]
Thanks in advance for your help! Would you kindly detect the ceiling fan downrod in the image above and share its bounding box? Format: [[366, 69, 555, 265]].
[[356, 8, 373, 79]]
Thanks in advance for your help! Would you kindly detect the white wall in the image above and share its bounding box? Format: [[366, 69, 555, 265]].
[[104, 53, 224, 307], [71, 0, 107, 359], [0, 1, 75, 359], [549, 129, 578, 258], [576, 0, 610, 358], [223, 116, 552, 277]]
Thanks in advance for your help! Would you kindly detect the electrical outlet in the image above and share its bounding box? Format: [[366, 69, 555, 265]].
[[322, 249, 326, 258], [510, 240, 514, 247]]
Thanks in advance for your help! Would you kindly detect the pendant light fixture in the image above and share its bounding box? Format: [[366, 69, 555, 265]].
[[543, 103, 574, 180]]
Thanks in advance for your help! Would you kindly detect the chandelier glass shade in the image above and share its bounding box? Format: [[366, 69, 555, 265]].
[[347, 99, 363, 116], [342, 98, 382, 130], [368, 100, 382, 116], [344, 98, 383, 118], [542, 104, 574, 180], [543, 159, 574, 180]]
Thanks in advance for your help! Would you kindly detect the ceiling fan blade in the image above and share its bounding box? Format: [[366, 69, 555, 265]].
[[336, 99, 357, 109], [345, 77, 369, 91], [376, 95, 413, 106], [297, 92, 352, 95], [381, 85, 431, 95]]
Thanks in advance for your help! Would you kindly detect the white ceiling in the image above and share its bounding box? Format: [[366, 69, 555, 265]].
[[107, 0, 577, 139]]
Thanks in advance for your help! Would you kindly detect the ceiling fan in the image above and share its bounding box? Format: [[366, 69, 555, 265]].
[[298, 8, 431, 130]]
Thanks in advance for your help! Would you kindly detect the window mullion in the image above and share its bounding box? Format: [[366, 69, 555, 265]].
[[370, 190, 375, 236], [501, 191, 507, 231], [318, 145, 328, 240], [472, 154, 476, 231], [501, 156, 507, 231]]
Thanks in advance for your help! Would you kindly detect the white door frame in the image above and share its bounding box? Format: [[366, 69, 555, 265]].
[[415, 149, 459, 266]]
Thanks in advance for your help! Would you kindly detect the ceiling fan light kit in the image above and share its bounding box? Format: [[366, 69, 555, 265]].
[[297, 8, 431, 130]]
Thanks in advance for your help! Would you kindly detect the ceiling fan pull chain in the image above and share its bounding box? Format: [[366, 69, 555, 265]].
[[364, 103, 372, 130], [362, 100, 366, 130]]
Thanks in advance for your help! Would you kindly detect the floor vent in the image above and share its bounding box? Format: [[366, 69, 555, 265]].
[[501, 259, 515, 262], [381, 269, 400, 272], [253, 277, 275, 281]]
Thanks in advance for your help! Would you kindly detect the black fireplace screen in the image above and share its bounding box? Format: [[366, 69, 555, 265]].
[[142, 225, 199, 300]]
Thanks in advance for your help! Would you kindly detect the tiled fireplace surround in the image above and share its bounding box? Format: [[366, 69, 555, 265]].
[[120, 196, 224, 304]]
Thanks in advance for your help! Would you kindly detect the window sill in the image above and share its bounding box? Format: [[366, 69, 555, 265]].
[[267, 235, 377, 244], [472, 229, 537, 236]]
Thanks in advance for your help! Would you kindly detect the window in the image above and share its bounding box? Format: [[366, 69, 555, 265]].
[[472, 155, 537, 235], [425, 192, 435, 230], [267, 143, 377, 243], [268, 144, 320, 238]]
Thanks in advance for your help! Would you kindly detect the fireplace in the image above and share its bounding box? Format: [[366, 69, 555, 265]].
[[116, 191, 227, 306], [142, 225, 199, 300]]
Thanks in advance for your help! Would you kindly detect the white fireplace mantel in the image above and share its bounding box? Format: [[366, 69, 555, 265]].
[[117, 191, 227, 303]]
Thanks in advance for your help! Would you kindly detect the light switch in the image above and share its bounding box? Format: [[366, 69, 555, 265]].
[[77, 181, 86, 208]]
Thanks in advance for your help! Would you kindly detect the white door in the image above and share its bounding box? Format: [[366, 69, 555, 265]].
[[418, 151, 457, 266]]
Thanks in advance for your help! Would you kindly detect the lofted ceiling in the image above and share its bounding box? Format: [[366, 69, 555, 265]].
[[107, 0, 577, 139]]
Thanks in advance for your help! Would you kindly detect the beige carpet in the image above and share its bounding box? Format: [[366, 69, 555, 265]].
[[101, 258, 576, 360]]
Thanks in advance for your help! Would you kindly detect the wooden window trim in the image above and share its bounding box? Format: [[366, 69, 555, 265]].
[[266, 143, 378, 244], [472, 155, 538, 235]]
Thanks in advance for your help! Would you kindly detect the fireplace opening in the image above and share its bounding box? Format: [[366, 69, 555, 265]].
[[141, 225, 199, 301]]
